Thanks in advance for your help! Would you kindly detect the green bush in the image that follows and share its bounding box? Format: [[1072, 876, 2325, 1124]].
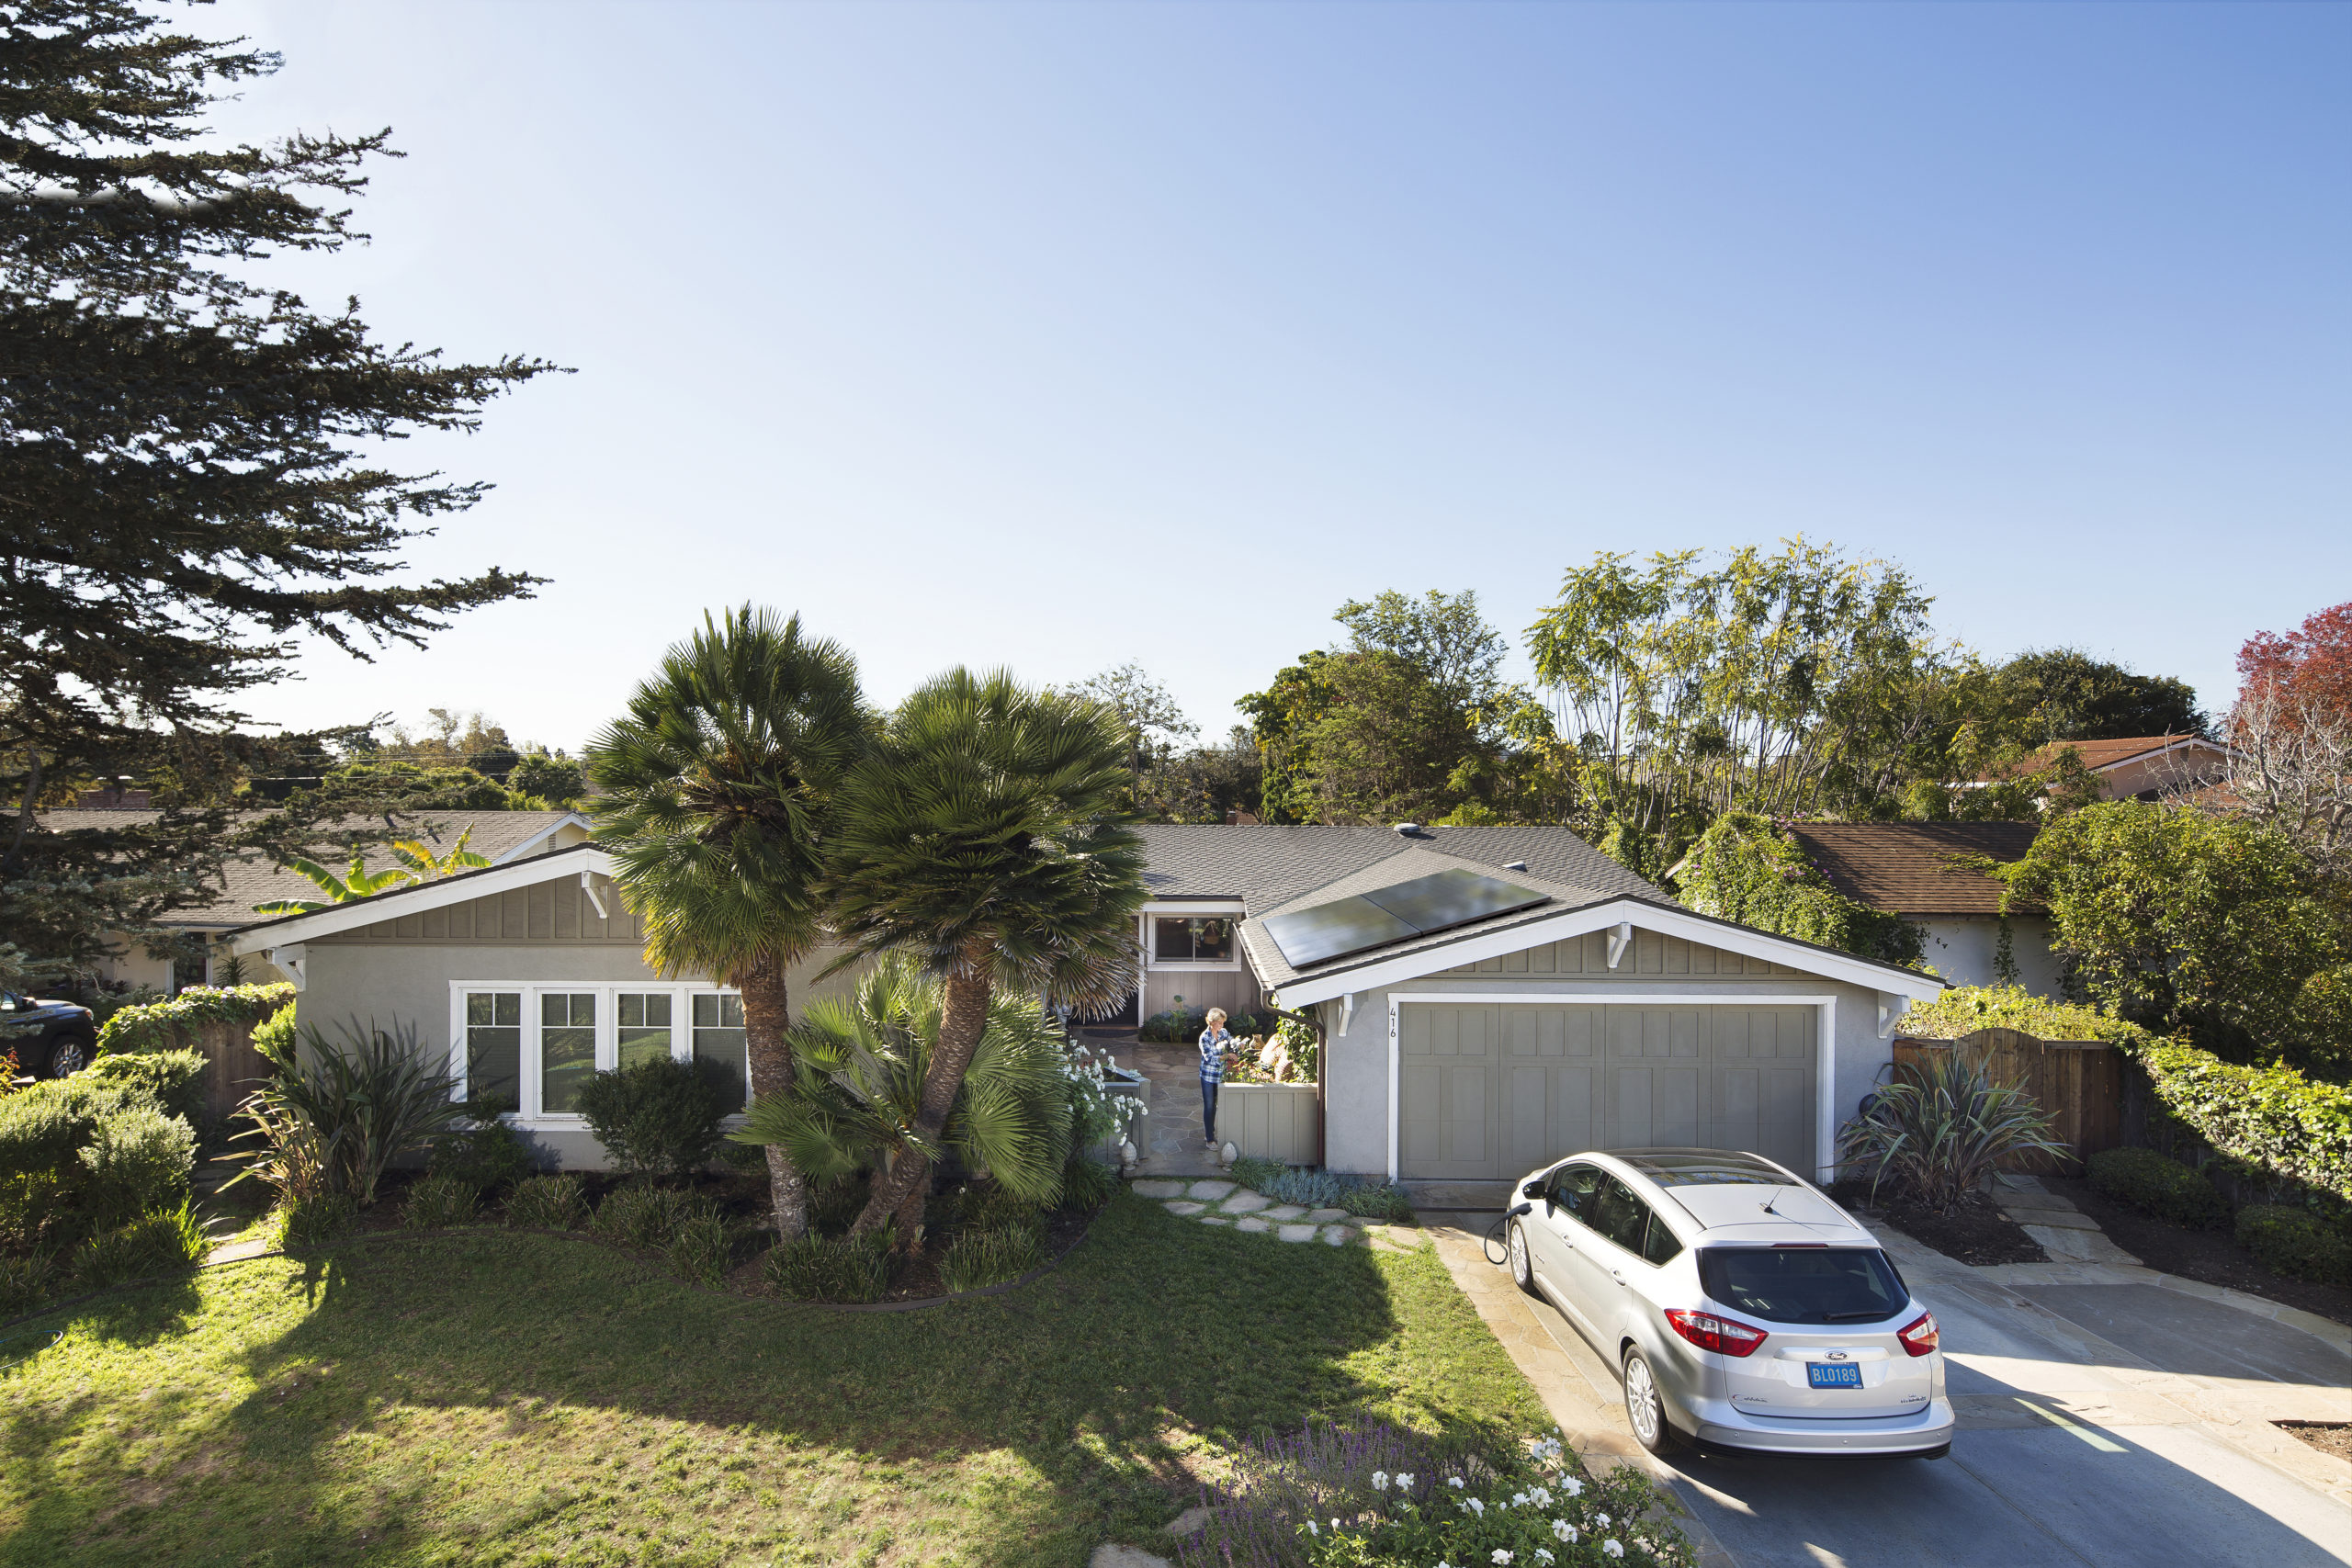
[[1897, 985, 2152, 1046], [75, 1105, 197, 1227], [401, 1175, 481, 1229], [1838, 1054, 2067, 1213], [239, 1018, 467, 1208], [808, 1173, 870, 1235], [575, 1056, 732, 1179], [763, 1229, 892, 1303], [1336, 1183, 1415, 1222], [0, 1253, 54, 1316], [85, 1049, 210, 1127], [426, 1121, 531, 1193], [1228, 1155, 1413, 1219], [955, 1179, 1046, 1237], [252, 1000, 297, 1062], [1679, 810, 1928, 970], [95, 983, 295, 1055], [592, 1181, 715, 1250], [2137, 1038, 2352, 1208], [505, 1174, 590, 1231], [1138, 1000, 1207, 1044], [940, 1223, 1041, 1293], [77, 1201, 208, 1286], [2088, 1147, 2230, 1229], [280, 1190, 356, 1250], [666, 1213, 736, 1287], [1056, 1155, 1116, 1209], [2235, 1204, 2352, 1285]]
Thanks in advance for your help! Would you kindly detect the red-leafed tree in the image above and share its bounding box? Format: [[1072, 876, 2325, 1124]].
[[2225, 602, 2351, 880]]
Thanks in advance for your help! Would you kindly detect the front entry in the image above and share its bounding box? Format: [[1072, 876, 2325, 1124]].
[[1397, 1002, 1817, 1180]]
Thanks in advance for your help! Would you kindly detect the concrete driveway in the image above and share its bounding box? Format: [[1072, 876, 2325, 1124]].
[[1424, 1213, 2352, 1568]]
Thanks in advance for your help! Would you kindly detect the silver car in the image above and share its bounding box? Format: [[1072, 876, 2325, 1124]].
[[1505, 1147, 1954, 1459]]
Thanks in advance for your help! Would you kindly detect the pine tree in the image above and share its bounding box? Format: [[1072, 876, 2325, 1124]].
[[1, 2, 560, 976]]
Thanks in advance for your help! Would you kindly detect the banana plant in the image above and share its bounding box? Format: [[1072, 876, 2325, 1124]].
[[253, 852, 418, 915], [390, 826, 492, 879]]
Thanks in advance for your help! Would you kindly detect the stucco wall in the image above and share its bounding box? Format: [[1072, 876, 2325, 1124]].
[[1918, 915, 2064, 998]]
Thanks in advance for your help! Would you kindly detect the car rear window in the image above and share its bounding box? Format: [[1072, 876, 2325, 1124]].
[[1697, 1247, 1910, 1325]]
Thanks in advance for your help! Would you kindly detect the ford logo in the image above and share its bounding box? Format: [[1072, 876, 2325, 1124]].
[[1826, 1351, 1850, 1361]]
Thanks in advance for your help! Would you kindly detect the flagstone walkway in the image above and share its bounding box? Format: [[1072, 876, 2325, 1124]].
[[1128, 1177, 1427, 1253]]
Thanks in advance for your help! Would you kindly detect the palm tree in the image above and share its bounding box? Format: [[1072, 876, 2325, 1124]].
[[734, 953, 1073, 1218], [824, 668, 1146, 1243], [587, 606, 868, 1240]]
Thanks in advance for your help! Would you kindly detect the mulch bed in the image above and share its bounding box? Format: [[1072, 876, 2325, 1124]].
[[2277, 1422, 2352, 1463], [2040, 1174, 2352, 1327], [1831, 1183, 2048, 1267]]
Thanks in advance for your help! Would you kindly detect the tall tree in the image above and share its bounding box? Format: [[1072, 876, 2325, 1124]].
[[1981, 649, 2206, 742], [587, 608, 870, 1241], [824, 669, 1145, 1247], [0, 2, 557, 973], [2225, 601, 2352, 880]]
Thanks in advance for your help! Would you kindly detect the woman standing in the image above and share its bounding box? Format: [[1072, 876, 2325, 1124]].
[[1198, 1007, 1235, 1149]]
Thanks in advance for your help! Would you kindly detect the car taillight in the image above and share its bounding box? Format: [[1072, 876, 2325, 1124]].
[[1898, 1312, 1939, 1358], [1664, 1308, 1769, 1358]]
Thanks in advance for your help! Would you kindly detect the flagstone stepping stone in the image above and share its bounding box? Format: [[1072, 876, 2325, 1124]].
[[1186, 1180, 1236, 1201], [1276, 1224, 1319, 1243], [1130, 1179, 1186, 1200], [1220, 1190, 1272, 1214], [1163, 1201, 1205, 1216], [1304, 1208, 1348, 1224], [1200, 1216, 1231, 1226], [1235, 1216, 1272, 1234], [1263, 1204, 1307, 1222], [1321, 1226, 1355, 1246]]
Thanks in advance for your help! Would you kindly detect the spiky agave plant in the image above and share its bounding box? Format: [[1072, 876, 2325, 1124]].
[[732, 953, 1074, 1224], [1838, 1052, 2068, 1214]]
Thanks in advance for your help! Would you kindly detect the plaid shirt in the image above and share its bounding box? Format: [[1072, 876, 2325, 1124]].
[[1198, 1028, 1233, 1084]]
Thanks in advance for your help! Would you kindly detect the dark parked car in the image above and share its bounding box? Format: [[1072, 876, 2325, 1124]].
[[1, 989, 98, 1079]]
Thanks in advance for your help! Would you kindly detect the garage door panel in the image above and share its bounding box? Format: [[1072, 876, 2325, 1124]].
[[1506, 1061, 1595, 1174], [1398, 1005, 1502, 1179]]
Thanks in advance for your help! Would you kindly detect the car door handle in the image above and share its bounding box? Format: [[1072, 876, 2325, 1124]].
[[1610, 1268, 1625, 1285]]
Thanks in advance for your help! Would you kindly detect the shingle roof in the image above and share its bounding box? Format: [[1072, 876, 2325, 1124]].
[[2002, 734, 2224, 776], [34, 808, 591, 927], [1783, 821, 2038, 917], [1134, 823, 1660, 908]]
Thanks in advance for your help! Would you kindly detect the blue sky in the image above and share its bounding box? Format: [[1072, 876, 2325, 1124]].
[[203, 1, 2349, 752]]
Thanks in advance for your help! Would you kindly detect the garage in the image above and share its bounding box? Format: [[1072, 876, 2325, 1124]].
[[1395, 1001, 1818, 1180]]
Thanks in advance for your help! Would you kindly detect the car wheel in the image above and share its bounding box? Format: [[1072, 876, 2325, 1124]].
[[1508, 1221, 1538, 1295], [43, 1032, 93, 1078], [1623, 1349, 1687, 1457]]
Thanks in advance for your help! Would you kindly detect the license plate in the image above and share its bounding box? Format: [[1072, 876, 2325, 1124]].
[[1807, 1362, 1863, 1389]]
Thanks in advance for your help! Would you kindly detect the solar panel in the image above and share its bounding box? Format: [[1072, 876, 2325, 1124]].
[[1262, 866, 1550, 969]]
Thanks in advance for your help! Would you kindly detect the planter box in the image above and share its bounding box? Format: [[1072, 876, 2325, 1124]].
[[1220, 1082, 1320, 1164]]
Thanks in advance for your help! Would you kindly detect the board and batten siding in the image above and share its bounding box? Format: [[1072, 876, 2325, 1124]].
[[1435, 926, 1807, 980], [311, 874, 641, 947]]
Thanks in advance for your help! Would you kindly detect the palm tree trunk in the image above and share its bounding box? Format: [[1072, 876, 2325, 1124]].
[[737, 949, 808, 1241], [852, 960, 992, 1247]]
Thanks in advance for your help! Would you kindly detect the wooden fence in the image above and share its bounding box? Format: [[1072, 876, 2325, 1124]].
[[1892, 1028, 2124, 1173]]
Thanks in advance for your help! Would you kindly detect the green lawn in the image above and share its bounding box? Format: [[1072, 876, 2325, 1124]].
[[0, 1194, 1546, 1567]]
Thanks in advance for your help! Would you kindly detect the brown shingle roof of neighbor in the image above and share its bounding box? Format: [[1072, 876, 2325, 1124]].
[[1782, 821, 2040, 918], [32, 807, 592, 927], [1996, 734, 2225, 777]]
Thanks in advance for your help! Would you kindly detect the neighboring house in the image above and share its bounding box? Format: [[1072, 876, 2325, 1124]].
[[1999, 734, 2232, 802], [1781, 822, 2062, 998], [226, 822, 1942, 1182], [40, 806, 593, 994]]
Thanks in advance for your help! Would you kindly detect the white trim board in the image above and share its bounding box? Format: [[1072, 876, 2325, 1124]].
[[1274, 896, 1941, 1008], [1382, 991, 1844, 1186], [228, 846, 616, 953]]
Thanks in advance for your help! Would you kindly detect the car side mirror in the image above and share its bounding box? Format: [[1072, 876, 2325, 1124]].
[[1521, 1179, 1546, 1201]]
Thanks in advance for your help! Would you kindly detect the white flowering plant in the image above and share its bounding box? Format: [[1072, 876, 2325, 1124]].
[[1287, 1432, 1690, 1568], [1062, 1047, 1147, 1146]]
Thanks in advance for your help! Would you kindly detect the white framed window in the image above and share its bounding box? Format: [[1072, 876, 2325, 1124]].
[[448, 982, 750, 1125], [1142, 903, 1246, 970]]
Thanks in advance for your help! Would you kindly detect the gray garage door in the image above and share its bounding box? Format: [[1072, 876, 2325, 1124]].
[[1396, 1002, 1816, 1180]]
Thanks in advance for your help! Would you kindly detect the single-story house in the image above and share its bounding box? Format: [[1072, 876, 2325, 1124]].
[[1995, 734, 2232, 803], [1781, 822, 2062, 998], [40, 803, 592, 994], [227, 821, 1943, 1184]]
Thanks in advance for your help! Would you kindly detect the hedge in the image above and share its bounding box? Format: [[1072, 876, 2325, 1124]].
[[2136, 1037, 2352, 1210], [1896, 985, 2153, 1045], [95, 982, 295, 1055], [2235, 1205, 2352, 1286], [2086, 1147, 2228, 1229]]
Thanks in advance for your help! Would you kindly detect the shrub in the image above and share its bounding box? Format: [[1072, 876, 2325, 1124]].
[[666, 1213, 736, 1287], [2235, 1205, 2352, 1285], [235, 1018, 467, 1207], [2136, 1038, 2352, 1207], [1678, 810, 1928, 970], [505, 1174, 590, 1231], [593, 1181, 715, 1250], [427, 1121, 531, 1193], [2087, 1148, 2229, 1229], [575, 1056, 732, 1180], [401, 1175, 481, 1229], [1838, 1053, 2067, 1213], [95, 982, 295, 1055], [763, 1229, 893, 1303], [75, 1105, 197, 1227], [280, 1190, 356, 1250], [252, 1000, 298, 1062], [85, 1049, 210, 1127], [1139, 998, 1207, 1044], [0, 1254, 54, 1316], [1897, 985, 2152, 1046], [1229, 1156, 1413, 1220], [77, 1201, 208, 1287], [1057, 1155, 1116, 1209], [808, 1172, 870, 1236], [940, 1223, 1042, 1292], [1336, 1183, 1414, 1222], [956, 1179, 1046, 1237]]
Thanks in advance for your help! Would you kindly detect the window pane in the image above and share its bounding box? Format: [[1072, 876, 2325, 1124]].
[[1641, 1212, 1685, 1267], [1191, 919, 1232, 962], [541, 992, 596, 1113], [617, 991, 673, 1068], [1591, 1177, 1652, 1252], [1153, 918, 1193, 962], [465, 991, 521, 1110], [692, 992, 749, 1114]]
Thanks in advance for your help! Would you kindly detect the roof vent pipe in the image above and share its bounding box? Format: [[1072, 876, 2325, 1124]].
[[1394, 822, 1420, 837], [1503, 860, 1527, 872]]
